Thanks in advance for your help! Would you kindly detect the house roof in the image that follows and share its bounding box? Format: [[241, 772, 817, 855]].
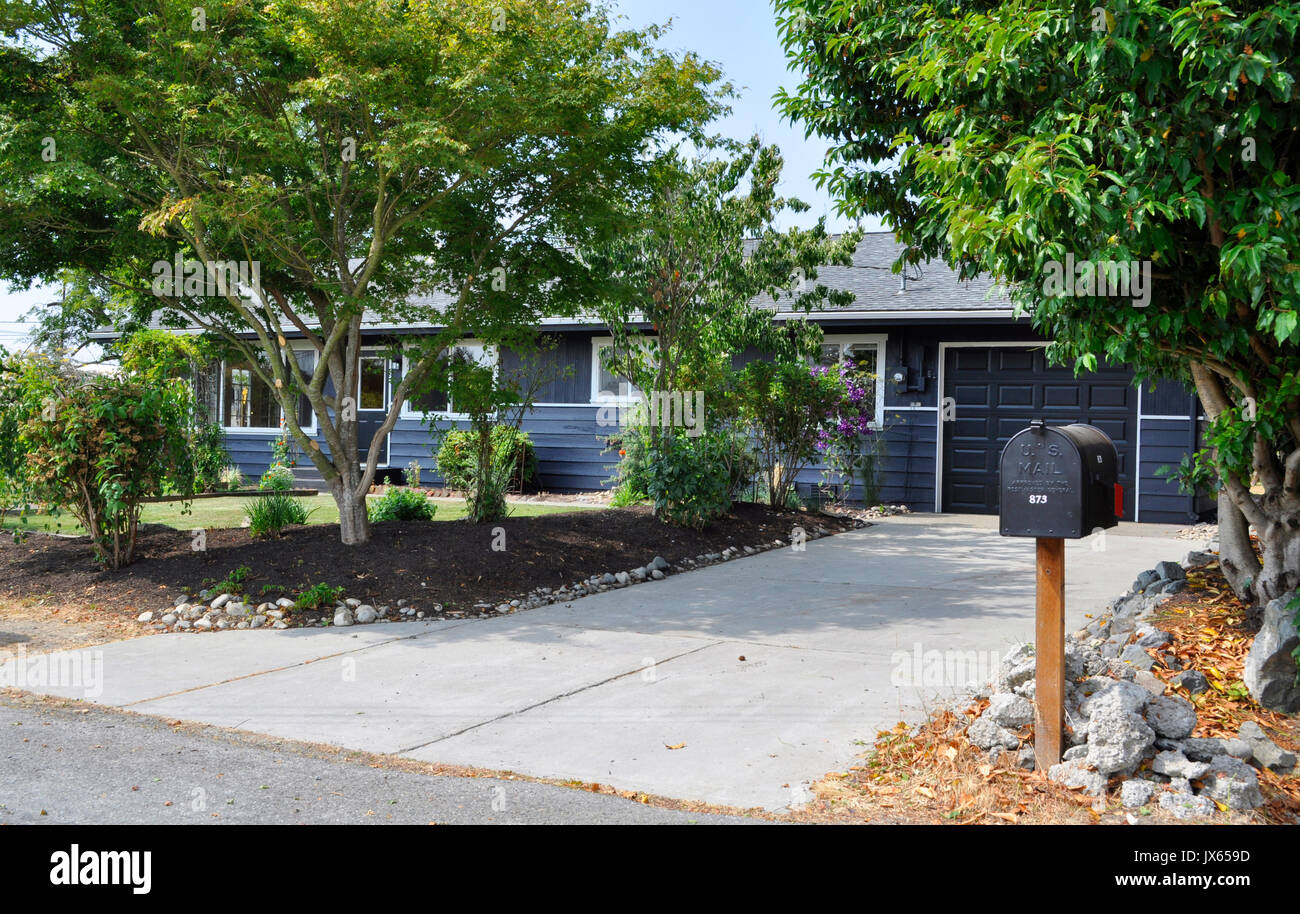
[[91, 232, 1012, 339]]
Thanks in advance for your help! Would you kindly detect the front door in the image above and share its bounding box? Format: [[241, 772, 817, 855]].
[[356, 352, 392, 467]]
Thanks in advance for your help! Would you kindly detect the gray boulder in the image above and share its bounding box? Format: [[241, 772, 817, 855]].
[[1118, 643, 1156, 671], [996, 643, 1037, 693], [355, 605, 377, 624], [1078, 678, 1151, 719], [1243, 595, 1300, 713], [1150, 749, 1210, 780], [1144, 695, 1198, 740], [986, 693, 1035, 729], [1048, 759, 1106, 796], [1155, 561, 1186, 582], [1063, 745, 1089, 762], [1159, 791, 1216, 820], [650, 556, 670, 572], [333, 608, 355, 627], [1136, 629, 1173, 649], [1170, 669, 1210, 695], [1200, 755, 1264, 810], [1120, 779, 1157, 809], [1237, 721, 1297, 773], [1183, 550, 1215, 567], [1133, 569, 1161, 592], [966, 717, 1021, 751], [1087, 708, 1156, 776]]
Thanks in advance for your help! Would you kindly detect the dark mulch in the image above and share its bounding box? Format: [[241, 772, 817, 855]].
[[0, 504, 861, 620]]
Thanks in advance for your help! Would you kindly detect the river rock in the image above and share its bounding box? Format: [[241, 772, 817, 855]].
[[333, 608, 355, 627], [1237, 720, 1296, 773]]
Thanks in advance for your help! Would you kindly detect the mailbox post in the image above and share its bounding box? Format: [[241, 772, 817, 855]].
[[1000, 420, 1120, 770]]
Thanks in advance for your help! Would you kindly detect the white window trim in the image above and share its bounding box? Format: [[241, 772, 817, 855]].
[[219, 343, 319, 436], [590, 336, 651, 404], [818, 333, 888, 429], [399, 339, 498, 421]]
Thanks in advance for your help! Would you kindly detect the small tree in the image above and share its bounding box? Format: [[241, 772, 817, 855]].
[[734, 360, 848, 508], [0, 352, 195, 567]]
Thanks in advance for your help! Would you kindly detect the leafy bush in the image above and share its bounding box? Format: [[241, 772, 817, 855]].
[[259, 464, 295, 492], [294, 582, 344, 612], [734, 360, 848, 509], [436, 426, 537, 492], [369, 487, 437, 522], [192, 422, 232, 494], [244, 492, 309, 537], [604, 424, 653, 504], [0, 351, 197, 568], [644, 430, 734, 529]]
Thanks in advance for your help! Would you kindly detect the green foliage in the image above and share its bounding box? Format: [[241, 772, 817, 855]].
[[0, 351, 197, 568], [0, 0, 726, 545], [643, 430, 734, 530], [206, 565, 252, 597], [584, 136, 861, 405], [270, 423, 298, 469], [436, 426, 537, 493], [258, 465, 295, 492], [192, 422, 232, 494], [734, 360, 846, 509], [293, 582, 344, 613], [368, 487, 437, 523], [244, 493, 310, 538], [1157, 450, 1221, 498], [406, 460, 422, 488], [118, 329, 209, 385], [775, 0, 1300, 596]]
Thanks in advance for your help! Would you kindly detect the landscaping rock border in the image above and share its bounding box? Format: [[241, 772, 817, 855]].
[[962, 552, 1293, 820], [135, 520, 857, 634]]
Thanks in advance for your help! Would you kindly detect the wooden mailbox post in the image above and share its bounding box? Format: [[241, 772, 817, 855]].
[[1000, 420, 1120, 770]]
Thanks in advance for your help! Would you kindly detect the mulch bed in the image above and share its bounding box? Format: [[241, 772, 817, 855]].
[[0, 504, 860, 620]]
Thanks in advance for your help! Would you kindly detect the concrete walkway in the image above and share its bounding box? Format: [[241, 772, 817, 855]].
[[3, 517, 1193, 810]]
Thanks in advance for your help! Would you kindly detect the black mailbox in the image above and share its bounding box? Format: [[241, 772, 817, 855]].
[[999, 420, 1120, 538]]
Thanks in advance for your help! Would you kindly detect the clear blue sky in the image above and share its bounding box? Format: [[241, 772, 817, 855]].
[[0, 0, 886, 346]]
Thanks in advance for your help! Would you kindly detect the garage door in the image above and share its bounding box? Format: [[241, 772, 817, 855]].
[[941, 346, 1136, 519]]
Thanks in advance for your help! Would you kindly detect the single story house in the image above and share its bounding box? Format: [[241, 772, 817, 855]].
[[102, 232, 1208, 524]]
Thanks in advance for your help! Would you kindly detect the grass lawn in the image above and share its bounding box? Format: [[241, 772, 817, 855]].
[[1, 494, 588, 536]]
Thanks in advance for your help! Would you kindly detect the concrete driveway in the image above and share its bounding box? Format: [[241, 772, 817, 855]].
[[3, 516, 1193, 810]]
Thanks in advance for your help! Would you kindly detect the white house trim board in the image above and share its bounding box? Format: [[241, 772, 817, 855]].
[[932, 341, 1050, 514], [218, 341, 318, 436]]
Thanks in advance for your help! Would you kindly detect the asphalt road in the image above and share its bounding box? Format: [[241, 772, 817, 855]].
[[0, 695, 756, 825]]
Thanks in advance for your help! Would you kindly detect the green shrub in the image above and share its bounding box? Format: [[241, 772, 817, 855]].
[[294, 582, 344, 612], [245, 492, 309, 537], [369, 487, 437, 522], [436, 426, 537, 492], [644, 430, 734, 530], [259, 464, 295, 492], [0, 351, 198, 568], [205, 564, 252, 596]]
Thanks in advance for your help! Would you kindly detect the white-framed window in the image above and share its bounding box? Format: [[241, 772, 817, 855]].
[[590, 337, 648, 403], [219, 345, 317, 434], [815, 334, 887, 428], [400, 340, 498, 420]]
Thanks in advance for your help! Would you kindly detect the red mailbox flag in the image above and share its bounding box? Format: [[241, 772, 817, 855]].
[[1114, 483, 1124, 518]]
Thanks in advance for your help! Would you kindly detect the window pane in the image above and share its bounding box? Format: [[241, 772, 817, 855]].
[[222, 362, 281, 428], [817, 343, 841, 366], [359, 358, 386, 410], [844, 343, 878, 374], [597, 346, 639, 398]]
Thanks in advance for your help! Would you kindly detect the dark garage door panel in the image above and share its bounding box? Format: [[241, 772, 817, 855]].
[[942, 347, 1136, 519]]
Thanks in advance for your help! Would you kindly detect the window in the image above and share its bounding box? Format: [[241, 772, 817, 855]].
[[591, 338, 645, 402], [220, 350, 315, 431], [401, 341, 496, 418], [358, 354, 389, 410], [816, 334, 887, 428]]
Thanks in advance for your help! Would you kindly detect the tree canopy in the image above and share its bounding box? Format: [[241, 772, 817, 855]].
[[775, 0, 1299, 603]]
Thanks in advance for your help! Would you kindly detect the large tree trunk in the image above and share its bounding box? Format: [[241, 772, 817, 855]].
[[330, 474, 371, 546], [1217, 487, 1261, 606], [1256, 510, 1300, 606]]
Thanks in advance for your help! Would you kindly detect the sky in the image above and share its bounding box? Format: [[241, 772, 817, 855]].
[[0, 0, 887, 349]]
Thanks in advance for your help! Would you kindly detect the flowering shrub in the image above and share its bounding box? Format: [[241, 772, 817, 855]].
[[814, 360, 884, 505]]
